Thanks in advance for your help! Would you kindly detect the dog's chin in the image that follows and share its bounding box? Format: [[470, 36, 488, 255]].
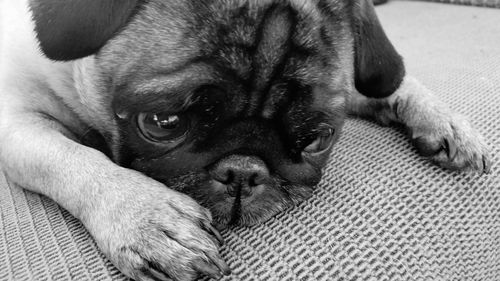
[[209, 183, 314, 227], [161, 173, 315, 227]]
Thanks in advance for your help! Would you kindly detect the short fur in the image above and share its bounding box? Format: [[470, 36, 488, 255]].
[[0, 0, 491, 280]]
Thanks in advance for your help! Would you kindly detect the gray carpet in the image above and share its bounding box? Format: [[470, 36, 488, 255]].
[[1, 2, 500, 281], [416, 0, 500, 8]]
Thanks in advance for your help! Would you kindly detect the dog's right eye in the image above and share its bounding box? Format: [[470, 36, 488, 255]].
[[137, 112, 190, 144], [303, 128, 335, 155]]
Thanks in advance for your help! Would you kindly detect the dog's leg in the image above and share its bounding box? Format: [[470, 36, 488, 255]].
[[347, 76, 491, 172], [0, 2, 229, 278], [0, 108, 229, 280], [346, 0, 491, 172]]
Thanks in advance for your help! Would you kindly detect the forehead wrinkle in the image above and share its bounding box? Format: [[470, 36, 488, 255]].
[[288, 0, 321, 19], [252, 6, 293, 87], [204, 2, 330, 119], [115, 84, 194, 115], [136, 63, 216, 92], [217, 47, 253, 81], [114, 64, 217, 114], [243, 4, 295, 116]]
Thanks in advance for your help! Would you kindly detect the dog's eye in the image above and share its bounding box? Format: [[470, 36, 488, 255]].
[[304, 128, 335, 154], [137, 113, 189, 143]]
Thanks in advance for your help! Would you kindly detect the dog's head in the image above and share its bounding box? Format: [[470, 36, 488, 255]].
[[30, 0, 403, 226]]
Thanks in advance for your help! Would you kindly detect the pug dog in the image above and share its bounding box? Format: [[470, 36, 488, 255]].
[[0, 0, 491, 280]]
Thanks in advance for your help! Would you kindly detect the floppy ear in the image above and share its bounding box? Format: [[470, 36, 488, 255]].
[[352, 0, 405, 98], [29, 0, 139, 61]]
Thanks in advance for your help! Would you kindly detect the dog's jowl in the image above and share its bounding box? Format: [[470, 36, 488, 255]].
[[0, 0, 491, 280]]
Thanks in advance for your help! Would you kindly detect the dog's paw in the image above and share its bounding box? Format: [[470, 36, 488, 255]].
[[409, 113, 492, 173], [89, 172, 230, 281]]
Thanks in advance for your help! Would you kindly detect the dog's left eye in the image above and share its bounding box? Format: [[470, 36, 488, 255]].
[[304, 128, 335, 154], [137, 113, 189, 143]]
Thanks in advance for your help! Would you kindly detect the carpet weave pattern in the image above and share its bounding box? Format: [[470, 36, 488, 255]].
[[416, 0, 500, 8], [1, 2, 500, 281]]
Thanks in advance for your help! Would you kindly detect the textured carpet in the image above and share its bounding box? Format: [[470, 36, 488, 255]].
[[415, 0, 500, 8], [1, 2, 500, 281]]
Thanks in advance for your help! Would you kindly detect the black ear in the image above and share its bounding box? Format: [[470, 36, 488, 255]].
[[352, 0, 405, 98], [29, 0, 139, 61]]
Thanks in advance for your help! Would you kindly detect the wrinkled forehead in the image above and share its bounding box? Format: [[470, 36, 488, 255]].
[[97, 0, 350, 115]]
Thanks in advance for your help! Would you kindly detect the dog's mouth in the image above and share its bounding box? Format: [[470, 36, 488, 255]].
[[161, 172, 314, 227], [211, 182, 313, 227]]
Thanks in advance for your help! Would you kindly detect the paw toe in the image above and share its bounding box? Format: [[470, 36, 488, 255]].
[[412, 133, 492, 173], [413, 136, 443, 157], [482, 154, 493, 174]]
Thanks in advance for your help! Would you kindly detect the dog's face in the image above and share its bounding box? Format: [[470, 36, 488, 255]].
[[90, 1, 348, 226], [32, 0, 393, 227]]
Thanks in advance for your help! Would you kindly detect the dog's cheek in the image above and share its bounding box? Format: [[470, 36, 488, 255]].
[[277, 142, 337, 186]]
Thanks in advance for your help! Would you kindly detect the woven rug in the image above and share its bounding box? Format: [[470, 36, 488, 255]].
[[414, 0, 500, 8], [2, 2, 500, 281]]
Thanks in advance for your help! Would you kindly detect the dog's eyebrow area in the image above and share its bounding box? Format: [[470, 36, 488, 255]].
[[112, 63, 218, 114]]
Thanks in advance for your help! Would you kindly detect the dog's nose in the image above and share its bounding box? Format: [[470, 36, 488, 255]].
[[210, 155, 270, 197]]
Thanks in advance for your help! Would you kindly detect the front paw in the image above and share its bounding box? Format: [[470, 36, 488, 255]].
[[410, 113, 492, 173], [89, 173, 230, 281]]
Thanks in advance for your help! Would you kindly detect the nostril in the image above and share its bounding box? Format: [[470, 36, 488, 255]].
[[248, 172, 269, 186], [213, 169, 234, 185], [225, 170, 235, 184], [248, 173, 258, 187]]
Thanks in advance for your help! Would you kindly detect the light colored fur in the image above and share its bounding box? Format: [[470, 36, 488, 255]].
[[0, 1, 226, 280], [347, 75, 491, 171]]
